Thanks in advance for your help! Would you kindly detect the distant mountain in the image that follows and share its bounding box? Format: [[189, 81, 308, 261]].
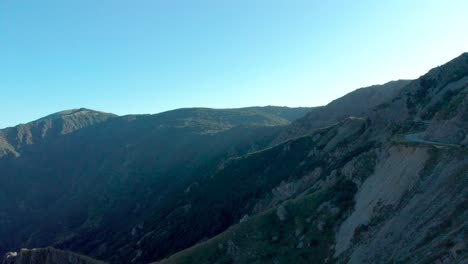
[[152, 54, 467, 264], [0, 106, 311, 263], [274, 79, 411, 143], [0, 108, 116, 157], [1, 54, 467, 264], [241, 106, 316, 123]]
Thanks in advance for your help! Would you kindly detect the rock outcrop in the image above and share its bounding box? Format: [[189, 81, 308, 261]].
[[2, 248, 104, 264], [151, 53, 468, 264], [1, 54, 466, 264]]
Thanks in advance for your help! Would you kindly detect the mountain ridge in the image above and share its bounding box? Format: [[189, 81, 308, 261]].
[[0, 106, 313, 262], [273, 79, 412, 144], [148, 53, 468, 264], [1, 53, 467, 264]]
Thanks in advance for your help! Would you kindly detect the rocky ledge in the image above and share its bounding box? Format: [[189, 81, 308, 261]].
[[2, 248, 105, 264]]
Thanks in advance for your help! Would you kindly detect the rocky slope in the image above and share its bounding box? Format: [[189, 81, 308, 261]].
[[1, 248, 104, 264], [154, 53, 467, 263], [273, 79, 411, 143], [1, 54, 467, 264]]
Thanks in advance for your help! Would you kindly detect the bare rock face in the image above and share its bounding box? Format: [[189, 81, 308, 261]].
[[276, 204, 288, 221], [334, 145, 430, 256], [2, 252, 17, 264], [152, 53, 468, 264], [2, 248, 105, 264]]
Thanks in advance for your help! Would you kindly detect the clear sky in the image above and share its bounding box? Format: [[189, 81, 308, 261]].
[[1, 0, 467, 128]]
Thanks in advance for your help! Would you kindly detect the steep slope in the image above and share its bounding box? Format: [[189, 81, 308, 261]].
[[373, 52, 468, 144], [336, 51, 468, 264], [1, 54, 466, 264], [153, 54, 467, 264], [154, 117, 371, 264], [0, 106, 309, 263], [274, 79, 411, 143]]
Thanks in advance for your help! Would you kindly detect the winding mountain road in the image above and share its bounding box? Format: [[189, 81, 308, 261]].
[[404, 132, 461, 148]]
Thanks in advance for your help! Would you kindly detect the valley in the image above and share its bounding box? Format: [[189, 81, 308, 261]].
[[1, 53, 467, 264]]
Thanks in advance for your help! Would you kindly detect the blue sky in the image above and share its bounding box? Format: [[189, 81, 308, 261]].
[[1, 0, 467, 128]]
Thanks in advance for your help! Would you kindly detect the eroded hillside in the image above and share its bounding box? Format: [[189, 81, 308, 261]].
[[1, 54, 467, 264], [155, 53, 468, 263]]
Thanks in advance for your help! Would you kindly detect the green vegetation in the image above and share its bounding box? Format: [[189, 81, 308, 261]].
[[352, 224, 369, 243], [421, 88, 466, 120], [1, 54, 467, 264], [317, 126, 337, 148], [0, 106, 309, 263], [138, 119, 372, 263], [158, 179, 357, 264], [389, 120, 427, 136]]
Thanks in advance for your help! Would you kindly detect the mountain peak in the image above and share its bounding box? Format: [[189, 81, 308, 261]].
[[0, 108, 117, 151], [43, 108, 116, 120]]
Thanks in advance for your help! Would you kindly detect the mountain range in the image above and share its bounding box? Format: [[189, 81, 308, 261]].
[[1, 53, 467, 264]]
